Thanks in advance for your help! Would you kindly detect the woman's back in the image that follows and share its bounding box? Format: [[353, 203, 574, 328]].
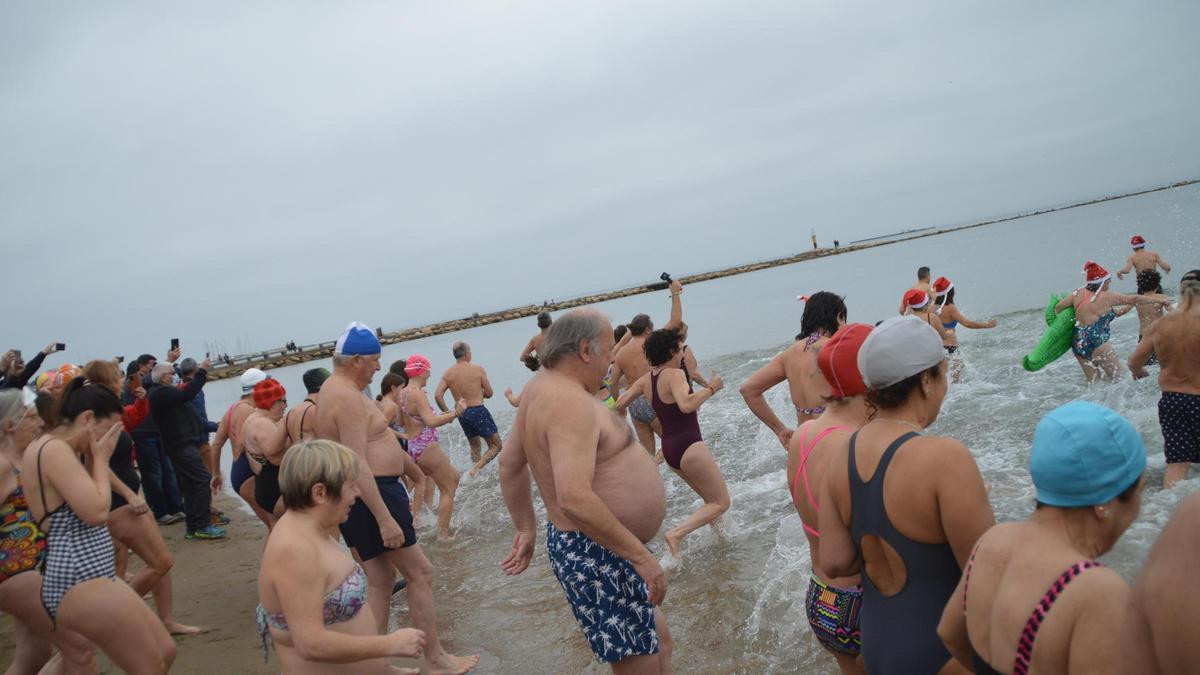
[[787, 418, 854, 582]]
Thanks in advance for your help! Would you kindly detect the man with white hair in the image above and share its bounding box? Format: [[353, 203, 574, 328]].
[[148, 356, 226, 540], [435, 341, 502, 475], [316, 322, 478, 674]]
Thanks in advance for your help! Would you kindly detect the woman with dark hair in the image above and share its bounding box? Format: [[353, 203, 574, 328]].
[[819, 316, 994, 675], [741, 291, 847, 447], [939, 401, 1145, 675], [930, 278, 997, 381], [616, 329, 729, 564], [23, 378, 177, 673], [81, 360, 202, 636]]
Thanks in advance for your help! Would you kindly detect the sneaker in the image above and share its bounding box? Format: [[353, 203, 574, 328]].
[[156, 514, 182, 525], [185, 526, 227, 540], [211, 512, 231, 526]]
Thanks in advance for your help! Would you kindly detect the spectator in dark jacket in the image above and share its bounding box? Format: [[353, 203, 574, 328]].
[[148, 359, 226, 540], [0, 342, 59, 389], [126, 356, 183, 523]]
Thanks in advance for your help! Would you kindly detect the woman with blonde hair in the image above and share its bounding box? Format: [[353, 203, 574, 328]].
[[257, 439, 425, 673]]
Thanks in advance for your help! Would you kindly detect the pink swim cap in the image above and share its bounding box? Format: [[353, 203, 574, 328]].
[[404, 355, 431, 378]]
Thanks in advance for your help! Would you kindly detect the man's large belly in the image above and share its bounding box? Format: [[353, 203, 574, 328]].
[[364, 437, 409, 476], [592, 447, 667, 543]]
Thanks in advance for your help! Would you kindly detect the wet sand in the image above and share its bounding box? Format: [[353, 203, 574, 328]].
[[0, 494, 421, 674]]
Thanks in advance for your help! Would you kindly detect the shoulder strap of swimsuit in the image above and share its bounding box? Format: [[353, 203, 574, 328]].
[[962, 536, 986, 612], [649, 369, 661, 406], [1013, 560, 1105, 674], [792, 424, 851, 538], [34, 439, 53, 528], [873, 431, 921, 484]]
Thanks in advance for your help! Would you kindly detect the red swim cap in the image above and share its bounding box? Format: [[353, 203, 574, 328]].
[[1130, 235, 1146, 249], [404, 354, 431, 378], [818, 323, 872, 398], [252, 378, 286, 410], [903, 289, 930, 309]]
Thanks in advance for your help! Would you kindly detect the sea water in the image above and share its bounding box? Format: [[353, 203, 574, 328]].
[[203, 183, 1199, 673]]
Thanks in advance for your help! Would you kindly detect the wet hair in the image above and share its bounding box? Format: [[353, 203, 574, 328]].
[[136, 354, 156, 367], [917, 266, 930, 281], [378, 372, 406, 400], [613, 324, 629, 342], [81, 360, 123, 397], [178, 358, 198, 377], [0, 390, 24, 434], [452, 342, 469, 360], [943, 288, 956, 306], [50, 377, 123, 428], [1136, 269, 1162, 295], [643, 329, 683, 367], [279, 439, 360, 510], [865, 363, 942, 412], [798, 291, 847, 341], [522, 355, 540, 372], [540, 310, 608, 369], [536, 312, 553, 330], [628, 313, 653, 337]]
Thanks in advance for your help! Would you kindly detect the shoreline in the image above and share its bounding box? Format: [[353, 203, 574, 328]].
[[205, 176, 1199, 380]]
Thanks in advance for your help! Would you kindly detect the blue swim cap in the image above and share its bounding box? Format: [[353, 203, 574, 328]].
[[1030, 401, 1146, 508], [335, 321, 381, 356]]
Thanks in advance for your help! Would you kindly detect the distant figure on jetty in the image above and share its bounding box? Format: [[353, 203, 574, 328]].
[[741, 292, 846, 447], [315, 322, 478, 674], [519, 312, 552, 371], [435, 342, 502, 476], [500, 309, 672, 672], [1129, 270, 1200, 489], [608, 279, 683, 457], [898, 266, 932, 314], [1117, 235, 1171, 281]]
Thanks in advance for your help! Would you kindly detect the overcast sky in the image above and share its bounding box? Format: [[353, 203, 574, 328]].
[[4, 1, 1198, 360]]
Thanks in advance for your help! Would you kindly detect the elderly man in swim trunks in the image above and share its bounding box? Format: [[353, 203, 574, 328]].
[[741, 292, 846, 448], [500, 309, 673, 672], [608, 280, 683, 457], [315, 322, 477, 675], [1117, 234, 1171, 281], [1130, 270, 1200, 489], [434, 342, 501, 476]]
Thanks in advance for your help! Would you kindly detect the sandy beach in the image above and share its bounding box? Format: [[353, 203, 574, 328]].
[[0, 494, 422, 674]]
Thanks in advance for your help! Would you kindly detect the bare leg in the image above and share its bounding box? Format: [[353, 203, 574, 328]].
[[417, 444, 460, 540], [1074, 355, 1100, 384], [56, 578, 176, 675], [1092, 344, 1123, 381], [833, 651, 867, 675], [385, 545, 478, 674], [466, 437, 482, 464], [633, 420, 656, 457], [0, 572, 96, 674], [239, 476, 274, 529], [113, 540, 129, 582], [5, 619, 50, 675], [663, 443, 731, 561], [468, 434, 502, 476], [1165, 462, 1191, 489], [611, 608, 672, 674], [106, 505, 202, 635], [362, 555, 398, 634]]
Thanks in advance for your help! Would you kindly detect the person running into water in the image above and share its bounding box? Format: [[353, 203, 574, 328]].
[[519, 312, 553, 371], [741, 291, 847, 448], [1130, 269, 1200, 489], [608, 279, 684, 457], [897, 266, 932, 314], [315, 322, 477, 674], [1117, 234, 1171, 281], [819, 316, 994, 675], [256, 439, 426, 674], [24, 379, 178, 673], [1057, 261, 1168, 383], [211, 368, 272, 527], [616, 328, 728, 565], [1122, 493, 1200, 674], [399, 355, 466, 541], [938, 401, 1146, 675], [674, 322, 709, 388], [0, 389, 97, 674], [930, 277, 997, 381], [500, 309, 673, 672], [788, 323, 873, 674], [1133, 269, 1173, 365], [434, 342, 502, 476], [242, 378, 290, 525]]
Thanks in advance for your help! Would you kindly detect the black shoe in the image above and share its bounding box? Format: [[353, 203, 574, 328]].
[[392, 578, 407, 595]]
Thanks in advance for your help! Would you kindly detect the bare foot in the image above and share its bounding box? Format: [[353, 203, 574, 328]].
[[467, 468, 479, 478], [437, 530, 455, 542], [664, 529, 683, 560], [165, 621, 206, 636], [390, 668, 420, 675], [427, 652, 479, 675]]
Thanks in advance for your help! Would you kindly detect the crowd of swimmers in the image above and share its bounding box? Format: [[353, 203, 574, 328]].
[[1, 230, 1198, 673]]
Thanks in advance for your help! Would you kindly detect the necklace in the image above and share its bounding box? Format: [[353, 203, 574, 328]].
[[872, 417, 924, 432]]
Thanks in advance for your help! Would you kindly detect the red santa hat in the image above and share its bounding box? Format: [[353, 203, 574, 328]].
[[1083, 260, 1110, 285], [903, 289, 930, 310], [1130, 235, 1146, 249], [931, 276, 954, 297]]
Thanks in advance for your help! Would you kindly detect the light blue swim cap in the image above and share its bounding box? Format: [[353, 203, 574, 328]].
[[334, 321, 381, 356], [1030, 401, 1146, 507]]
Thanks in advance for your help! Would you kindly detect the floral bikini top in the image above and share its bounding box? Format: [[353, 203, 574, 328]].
[[255, 562, 369, 660]]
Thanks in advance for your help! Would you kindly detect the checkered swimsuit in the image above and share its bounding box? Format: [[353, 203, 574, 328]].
[[35, 442, 116, 622]]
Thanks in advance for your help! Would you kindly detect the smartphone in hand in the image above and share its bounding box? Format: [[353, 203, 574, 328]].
[[55, 343, 66, 352], [170, 338, 180, 351]]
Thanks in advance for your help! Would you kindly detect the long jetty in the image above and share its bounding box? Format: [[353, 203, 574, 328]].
[[206, 177, 1199, 381]]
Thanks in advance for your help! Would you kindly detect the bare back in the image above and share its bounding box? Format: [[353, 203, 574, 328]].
[[787, 417, 857, 585], [1072, 289, 1125, 326], [315, 375, 408, 476], [781, 337, 832, 417], [516, 370, 665, 542], [443, 362, 489, 407], [285, 400, 318, 445], [1148, 310, 1200, 394], [1129, 249, 1165, 274], [615, 336, 652, 387], [226, 399, 256, 459]]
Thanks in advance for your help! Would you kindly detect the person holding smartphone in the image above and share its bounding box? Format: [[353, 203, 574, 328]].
[[0, 341, 63, 390]]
